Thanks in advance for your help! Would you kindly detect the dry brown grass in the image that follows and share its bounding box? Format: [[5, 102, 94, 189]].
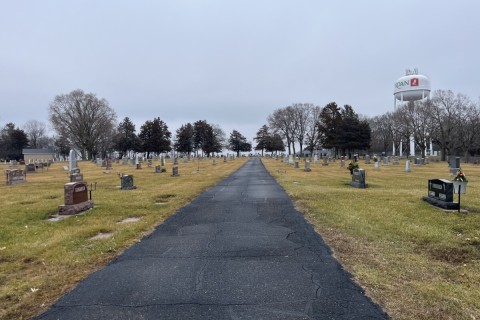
[[0, 157, 247, 319], [262, 157, 480, 320]]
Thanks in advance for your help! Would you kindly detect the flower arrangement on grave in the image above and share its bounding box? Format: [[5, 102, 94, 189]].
[[373, 156, 378, 162], [453, 170, 468, 183], [347, 161, 359, 174]]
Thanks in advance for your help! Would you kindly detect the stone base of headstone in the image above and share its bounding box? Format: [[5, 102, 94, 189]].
[[422, 196, 459, 210], [58, 200, 94, 215], [350, 181, 368, 188]]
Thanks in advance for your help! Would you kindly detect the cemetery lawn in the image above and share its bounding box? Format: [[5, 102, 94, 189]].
[[0, 158, 248, 320], [262, 158, 480, 320]]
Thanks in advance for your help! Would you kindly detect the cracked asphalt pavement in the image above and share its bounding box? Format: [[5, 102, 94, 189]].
[[37, 158, 389, 319]]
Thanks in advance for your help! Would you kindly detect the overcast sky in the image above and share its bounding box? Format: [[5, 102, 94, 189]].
[[1, 1, 479, 143]]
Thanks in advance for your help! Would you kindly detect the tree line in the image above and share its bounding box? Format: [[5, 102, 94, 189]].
[[2, 88, 479, 161], [255, 102, 370, 157], [369, 90, 480, 161], [0, 89, 252, 161]]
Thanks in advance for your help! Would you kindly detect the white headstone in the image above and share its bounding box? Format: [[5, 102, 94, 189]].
[[405, 160, 411, 172], [69, 150, 76, 172]]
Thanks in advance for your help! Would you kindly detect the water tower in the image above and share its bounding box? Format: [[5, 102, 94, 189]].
[[393, 68, 431, 156]]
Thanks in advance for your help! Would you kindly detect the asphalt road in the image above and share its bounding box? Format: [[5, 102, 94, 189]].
[[37, 157, 388, 319]]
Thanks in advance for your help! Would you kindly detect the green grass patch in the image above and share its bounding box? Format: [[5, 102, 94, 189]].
[[262, 158, 480, 320], [0, 158, 247, 319]]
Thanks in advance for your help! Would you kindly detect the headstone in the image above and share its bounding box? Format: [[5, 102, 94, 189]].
[[136, 163, 142, 169], [58, 182, 94, 215], [340, 159, 345, 168], [26, 163, 36, 173], [212, 159, 216, 166], [294, 161, 299, 168], [322, 157, 329, 166], [350, 168, 367, 188], [148, 159, 153, 167], [69, 150, 77, 172], [70, 172, 84, 182], [393, 156, 399, 165], [288, 155, 294, 165], [105, 159, 113, 170], [5, 169, 26, 185], [304, 161, 311, 172], [155, 165, 163, 173], [161, 156, 165, 167], [374, 161, 379, 170], [224, 156, 227, 163], [314, 154, 318, 164], [448, 156, 461, 175], [120, 175, 137, 190], [383, 156, 389, 166], [422, 179, 458, 209], [365, 155, 371, 164], [172, 166, 179, 177], [122, 158, 128, 165], [130, 158, 135, 166], [405, 160, 411, 172]]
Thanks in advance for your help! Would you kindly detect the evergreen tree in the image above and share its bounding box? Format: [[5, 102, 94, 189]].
[[113, 117, 138, 158], [228, 130, 251, 157], [174, 123, 195, 155], [138, 117, 171, 158]]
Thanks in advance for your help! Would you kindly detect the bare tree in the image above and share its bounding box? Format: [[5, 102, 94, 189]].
[[291, 103, 311, 156], [268, 106, 296, 155], [49, 89, 117, 160], [430, 90, 464, 160], [23, 120, 47, 148], [457, 100, 480, 161], [305, 105, 322, 155]]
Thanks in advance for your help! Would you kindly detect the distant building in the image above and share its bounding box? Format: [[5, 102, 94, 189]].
[[22, 148, 55, 162]]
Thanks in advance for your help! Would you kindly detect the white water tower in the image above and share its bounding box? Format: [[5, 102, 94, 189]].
[[393, 68, 431, 156]]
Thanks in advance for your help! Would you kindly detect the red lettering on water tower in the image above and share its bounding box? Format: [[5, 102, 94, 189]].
[[410, 78, 419, 86]]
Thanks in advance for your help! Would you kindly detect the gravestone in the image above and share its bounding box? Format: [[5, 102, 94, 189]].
[[5, 169, 26, 185], [136, 162, 142, 169], [224, 156, 227, 163], [105, 159, 113, 170], [147, 159, 153, 168], [365, 155, 371, 164], [288, 155, 294, 165], [161, 156, 165, 167], [383, 156, 389, 166], [304, 161, 311, 172], [122, 158, 128, 165], [350, 168, 367, 188], [120, 175, 137, 190], [212, 159, 216, 166], [313, 154, 318, 164], [69, 150, 77, 172], [322, 157, 329, 166], [130, 158, 135, 166], [70, 172, 84, 182], [422, 179, 458, 209], [172, 166, 179, 177], [340, 159, 345, 168], [58, 182, 94, 215], [405, 160, 411, 172], [393, 156, 399, 165], [155, 165, 163, 173], [294, 161, 299, 168], [374, 161, 379, 170], [449, 156, 461, 175], [26, 163, 36, 173]]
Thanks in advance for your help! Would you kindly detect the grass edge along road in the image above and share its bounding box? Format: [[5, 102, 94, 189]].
[[0, 157, 248, 320], [262, 157, 480, 320]]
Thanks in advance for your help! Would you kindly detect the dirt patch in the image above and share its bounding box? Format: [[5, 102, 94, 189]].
[[89, 232, 114, 240], [118, 217, 141, 224]]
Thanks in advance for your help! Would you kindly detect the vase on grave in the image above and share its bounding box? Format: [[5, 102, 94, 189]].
[[452, 181, 467, 194]]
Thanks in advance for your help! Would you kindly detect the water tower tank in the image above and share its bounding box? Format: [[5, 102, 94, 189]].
[[394, 71, 431, 101]]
